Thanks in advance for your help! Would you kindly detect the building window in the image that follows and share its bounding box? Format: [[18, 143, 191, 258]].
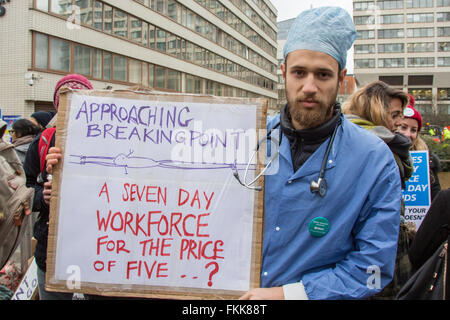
[[35, 33, 48, 69], [378, 43, 404, 53], [378, 58, 405, 68], [409, 88, 433, 100], [355, 44, 376, 54], [379, 14, 404, 24], [407, 28, 434, 38], [113, 8, 128, 38], [103, 52, 111, 80], [93, 49, 102, 79], [142, 21, 148, 47], [357, 30, 375, 39], [408, 57, 435, 67], [406, 0, 434, 8], [354, 16, 375, 25], [49, 37, 71, 72], [156, 0, 167, 14], [438, 88, 450, 100], [167, 70, 180, 91], [438, 105, 450, 114], [408, 75, 433, 85], [129, 59, 142, 84], [379, 76, 403, 86], [378, 29, 404, 39], [113, 54, 127, 82], [438, 57, 450, 66], [130, 16, 142, 43], [167, 33, 178, 57], [355, 59, 375, 68], [93, 1, 103, 31], [104, 4, 112, 34], [167, 0, 178, 21], [50, 0, 71, 17], [378, 0, 404, 10], [149, 64, 154, 87], [206, 80, 216, 95], [35, 0, 49, 11], [407, 13, 434, 23], [438, 27, 450, 37], [438, 42, 450, 51], [437, 12, 450, 21], [353, 1, 375, 11], [156, 28, 166, 52], [407, 42, 434, 52], [437, 0, 450, 6], [185, 74, 196, 94], [416, 105, 433, 114], [155, 66, 166, 89], [73, 44, 92, 76], [75, 0, 93, 26]]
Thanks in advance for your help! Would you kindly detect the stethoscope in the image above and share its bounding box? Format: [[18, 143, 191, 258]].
[[233, 116, 340, 197]]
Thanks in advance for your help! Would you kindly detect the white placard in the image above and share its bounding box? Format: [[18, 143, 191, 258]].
[[47, 91, 265, 299]]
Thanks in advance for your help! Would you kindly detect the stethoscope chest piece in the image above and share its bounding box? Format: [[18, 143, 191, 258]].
[[310, 177, 327, 197]]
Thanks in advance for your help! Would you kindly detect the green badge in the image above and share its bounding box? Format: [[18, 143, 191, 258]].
[[308, 217, 330, 237]]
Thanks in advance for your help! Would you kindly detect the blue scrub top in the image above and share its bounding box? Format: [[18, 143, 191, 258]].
[[262, 114, 401, 300]]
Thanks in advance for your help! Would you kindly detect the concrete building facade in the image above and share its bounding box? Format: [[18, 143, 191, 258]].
[[0, 0, 278, 119], [353, 0, 450, 126]]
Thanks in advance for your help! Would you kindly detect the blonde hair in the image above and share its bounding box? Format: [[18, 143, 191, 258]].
[[411, 135, 429, 151], [342, 81, 409, 128]]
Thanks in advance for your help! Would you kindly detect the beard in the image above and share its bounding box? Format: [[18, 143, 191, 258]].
[[286, 86, 339, 130]]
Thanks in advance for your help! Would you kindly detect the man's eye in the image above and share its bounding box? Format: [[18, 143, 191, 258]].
[[318, 72, 331, 79]]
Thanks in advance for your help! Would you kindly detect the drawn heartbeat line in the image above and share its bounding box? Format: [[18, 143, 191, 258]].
[[69, 150, 255, 174]]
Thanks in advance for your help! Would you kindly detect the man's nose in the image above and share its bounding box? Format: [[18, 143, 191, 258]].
[[302, 74, 318, 95]]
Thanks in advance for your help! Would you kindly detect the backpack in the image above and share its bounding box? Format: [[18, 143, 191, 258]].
[[0, 120, 35, 270], [396, 240, 448, 300], [38, 127, 56, 174]]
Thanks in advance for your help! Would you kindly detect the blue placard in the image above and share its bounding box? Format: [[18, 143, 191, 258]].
[[402, 151, 430, 207], [2, 115, 21, 129]]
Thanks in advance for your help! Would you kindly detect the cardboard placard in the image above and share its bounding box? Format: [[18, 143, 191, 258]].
[[46, 90, 267, 299]]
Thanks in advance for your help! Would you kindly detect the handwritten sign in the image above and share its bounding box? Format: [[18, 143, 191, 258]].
[[46, 90, 266, 299], [402, 150, 431, 230], [12, 259, 38, 300]]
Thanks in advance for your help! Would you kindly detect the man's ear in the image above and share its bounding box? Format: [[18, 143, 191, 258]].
[[281, 61, 286, 81], [338, 68, 347, 87]]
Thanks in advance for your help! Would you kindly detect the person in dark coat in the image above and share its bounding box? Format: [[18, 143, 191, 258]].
[[30, 111, 56, 132], [408, 188, 450, 300], [408, 188, 450, 272], [23, 74, 93, 300]]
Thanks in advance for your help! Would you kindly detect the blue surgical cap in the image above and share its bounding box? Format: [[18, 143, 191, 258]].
[[283, 6, 357, 69]]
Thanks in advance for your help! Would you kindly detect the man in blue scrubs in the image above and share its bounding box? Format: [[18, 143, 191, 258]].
[[240, 7, 402, 300]]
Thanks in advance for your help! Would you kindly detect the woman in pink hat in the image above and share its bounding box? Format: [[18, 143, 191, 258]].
[[398, 95, 441, 201]]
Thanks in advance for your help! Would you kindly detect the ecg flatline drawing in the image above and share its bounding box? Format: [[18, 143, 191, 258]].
[[68, 150, 256, 174]]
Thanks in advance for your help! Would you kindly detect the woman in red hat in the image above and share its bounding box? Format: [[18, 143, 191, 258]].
[[398, 95, 441, 201]]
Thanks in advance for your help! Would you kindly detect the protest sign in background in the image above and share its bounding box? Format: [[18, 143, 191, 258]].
[[402, 150, 431, 230], [46, 90, 267, 299]]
